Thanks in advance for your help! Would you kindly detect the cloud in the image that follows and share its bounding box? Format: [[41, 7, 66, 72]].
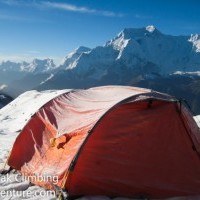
[[41, 1, 123, 17], [0, 0, 123, 17]]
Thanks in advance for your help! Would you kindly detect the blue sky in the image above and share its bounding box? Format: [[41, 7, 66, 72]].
[[0, 0, 200, 64]]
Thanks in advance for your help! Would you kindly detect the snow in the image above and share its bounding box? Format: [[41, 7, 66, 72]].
[[0, 26, 200, 199], [109, 35, 130, 52], [20, 58, 56, 73], [146, 25, 156, 32], [194, 115, 200, 128], [0, 89, 69, 163], [40, 74, 54, 85], [65, 45, 118, 79], [0, 59, 56, 74], [0, 89, 70, 199], [173, 71, 200, 76], [54, 25, 200, 81], [0, 84, 7, 90], [188, 34, 200, 52], [0, 89, 200, 199], [1, 26, 200, 88], [60, 46, 91, 70], [2, 25, 200, 79]]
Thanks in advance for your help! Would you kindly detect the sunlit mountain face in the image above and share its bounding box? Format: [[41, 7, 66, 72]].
[[1, 26, 200, 114]]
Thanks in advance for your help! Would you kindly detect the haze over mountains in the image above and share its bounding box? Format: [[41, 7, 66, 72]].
[[0, 25, 200, 113]]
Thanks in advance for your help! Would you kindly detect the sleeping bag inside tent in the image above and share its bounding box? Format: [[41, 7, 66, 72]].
[[7, 86, 200, 198]]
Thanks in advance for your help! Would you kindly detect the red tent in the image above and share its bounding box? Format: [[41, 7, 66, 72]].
[[7, 86, 200, 198]]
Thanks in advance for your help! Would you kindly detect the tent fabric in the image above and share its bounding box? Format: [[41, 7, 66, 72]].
[[7, 86, 200, 199]]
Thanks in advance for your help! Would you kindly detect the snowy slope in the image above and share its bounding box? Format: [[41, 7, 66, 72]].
[[0, 89, 200, 199], [1, 25, 200, 99], [21, 58, 56, 73], [60, 46, 91, 70], [106, 25, 200, 73], [0, 90, 73, 200], [194, 115, 200, 128], [3, 25, 200, 83], [0, 89, 69, 164], [34, 25, 200, 94], [56, 25, 200, 80]]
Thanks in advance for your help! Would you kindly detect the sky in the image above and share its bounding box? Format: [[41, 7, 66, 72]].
[[0, 0, 200, 64]]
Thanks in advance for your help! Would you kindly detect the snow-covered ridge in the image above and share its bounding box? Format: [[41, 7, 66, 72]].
[[194, 115, 200, 128], [21, 58, 56, 73], [0, 89, 69, 135], [0, 58, 56, 74], [60, 46, 91, 70], [1, 25, 200, 91], [56, 25, 200, 80], [1, 25, 200, 77], [189, 34, 200, 52], [173, 71, 200, 76], [113, 25, 161, 41], [0, 89, 69, 163]]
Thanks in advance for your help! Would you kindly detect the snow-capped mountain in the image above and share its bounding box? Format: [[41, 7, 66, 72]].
[[0, 58, 56, 96], [1, 25, 200, 114], [2, 25, 200, 83], [56, 25, 200, 79], [0, 58, 56, 86], [0, 58, 56, 73], [36, 25, 200, 90], [60, 46, 91, 70], [107, 25, 200, 73], [0, 61, 24, 71], [21, 58, 56, 73]]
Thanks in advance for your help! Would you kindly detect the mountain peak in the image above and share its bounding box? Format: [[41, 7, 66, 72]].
[[118, 25, 161, 39], [60, 46, 91, 70], [75, 46, 91, 53], [146, 25, 156, 32], [20, 58, 56, 73], [32, 58, 52, 63]]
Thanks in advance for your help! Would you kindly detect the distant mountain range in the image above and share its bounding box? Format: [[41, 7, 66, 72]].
[[0, 25, 200, 114]]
